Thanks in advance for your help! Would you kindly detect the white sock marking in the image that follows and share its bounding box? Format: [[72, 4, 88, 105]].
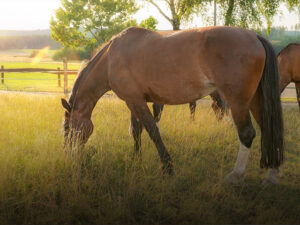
[[233, 142, 250, 175], [264, 168, 280, 184]]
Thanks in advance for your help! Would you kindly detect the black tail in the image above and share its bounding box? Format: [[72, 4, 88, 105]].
[[257, 35, 284, 169]]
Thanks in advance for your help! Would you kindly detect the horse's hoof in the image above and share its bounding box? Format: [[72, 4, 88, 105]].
[[162, 163, 174, 176], [262, 175, 279, 186], [224, 116, 233, 125], [223, 171, 245, 185], [262, 168, 280, 186]]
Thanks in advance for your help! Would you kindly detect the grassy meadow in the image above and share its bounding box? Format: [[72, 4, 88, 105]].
[[0, 93, 299, 224]]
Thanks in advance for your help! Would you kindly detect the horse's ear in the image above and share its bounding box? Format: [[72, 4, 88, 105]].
[[61, 98, 71, 112]]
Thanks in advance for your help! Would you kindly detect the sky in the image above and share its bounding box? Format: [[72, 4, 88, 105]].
[[0, 0, 298, 31]]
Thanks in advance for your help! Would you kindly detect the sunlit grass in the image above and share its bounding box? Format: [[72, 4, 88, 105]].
[[0, 93, 299, 224]]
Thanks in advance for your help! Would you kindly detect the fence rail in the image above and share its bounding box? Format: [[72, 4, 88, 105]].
[[0, 61, 78, 95], [0, 68, 77, 73], [0, 63, 297, 99]]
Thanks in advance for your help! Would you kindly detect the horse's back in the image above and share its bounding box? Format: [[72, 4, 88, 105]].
[[107, 26, 266, 104], [278, 43, 300, 82]]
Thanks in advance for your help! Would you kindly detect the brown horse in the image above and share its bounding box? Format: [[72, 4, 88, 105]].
[[278, 43, 300, 109], [61, 26, 284, 184]]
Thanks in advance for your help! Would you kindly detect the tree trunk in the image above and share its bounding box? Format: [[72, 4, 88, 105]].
[[225, 0, 235, 26], [172, 18, 180, 30]]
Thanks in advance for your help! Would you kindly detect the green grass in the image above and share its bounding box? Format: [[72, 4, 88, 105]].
[[0, 62, 80, 92], [0, 62, 80, 69], [0, 93, 299, 224], [281, 97, 298, 102]]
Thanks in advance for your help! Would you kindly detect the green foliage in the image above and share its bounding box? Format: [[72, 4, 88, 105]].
[[145, 0, 208, 30], [286, 0, 300, 10], [259, 0, 280, 34], [139, 16, 158, 30], [50, 0, 138, 48], [29, 50, 40, 58], [286, 0, 300, 22], [218, 0, 280, 31], [52, 46, 93, 61]]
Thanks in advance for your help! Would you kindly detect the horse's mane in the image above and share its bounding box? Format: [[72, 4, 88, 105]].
[[68, 41, 112, 108], [277, 43, 300, 56]]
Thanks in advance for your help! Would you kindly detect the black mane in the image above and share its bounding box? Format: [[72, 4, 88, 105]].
[[68, 41, 111, 108], [277, 43, 300, 56]]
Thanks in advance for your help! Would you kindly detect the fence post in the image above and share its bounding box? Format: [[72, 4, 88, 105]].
[[63, 59, 68, 95], [1, 65, 4, 85], [57, 67, 61, 87]]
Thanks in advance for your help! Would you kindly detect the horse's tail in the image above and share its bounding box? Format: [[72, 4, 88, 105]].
[[257, 35, 284, 168]]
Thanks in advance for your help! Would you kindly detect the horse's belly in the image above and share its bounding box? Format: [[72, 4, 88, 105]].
[[145, 76, 216, 104]]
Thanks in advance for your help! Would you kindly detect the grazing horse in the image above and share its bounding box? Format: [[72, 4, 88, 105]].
[[61, 26, 284, 184], [278, 43, 300, 110]]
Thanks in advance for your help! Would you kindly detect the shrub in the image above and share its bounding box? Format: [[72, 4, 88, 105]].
[[29, 50, 40, 58], [52, 46, 93, 61]]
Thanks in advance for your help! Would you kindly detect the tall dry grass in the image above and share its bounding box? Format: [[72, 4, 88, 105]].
[[0, 93, 299, 224]]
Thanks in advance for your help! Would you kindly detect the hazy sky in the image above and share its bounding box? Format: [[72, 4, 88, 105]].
[[0, 0, 298, 30]]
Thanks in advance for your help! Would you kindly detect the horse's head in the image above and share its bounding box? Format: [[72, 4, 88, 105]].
[[61, 98, 94, 147]]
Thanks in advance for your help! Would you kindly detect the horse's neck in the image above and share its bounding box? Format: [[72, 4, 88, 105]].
[[72, 57, 110, 119]]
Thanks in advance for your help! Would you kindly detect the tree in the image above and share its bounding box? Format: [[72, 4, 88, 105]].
[[50, 0, 138, 48], [139, 16, 159, 30], [286, 0, 300, 20], [286, 0, 299, 10], [217, 0, 280, 34], [259, 0, 280, 34], [145, 0, 208, 30], [219, 0, 261, 27]]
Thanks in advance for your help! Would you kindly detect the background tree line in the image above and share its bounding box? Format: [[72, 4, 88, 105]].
[[0, 35, 61, 50]]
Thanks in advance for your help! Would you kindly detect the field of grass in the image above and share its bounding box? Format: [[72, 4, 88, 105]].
[[0, 93, 299, 225], [0, 62, 80, 93]]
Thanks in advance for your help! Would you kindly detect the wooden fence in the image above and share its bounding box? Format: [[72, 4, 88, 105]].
[[0, 60, 78, 95], [0, 62, 298, 100]]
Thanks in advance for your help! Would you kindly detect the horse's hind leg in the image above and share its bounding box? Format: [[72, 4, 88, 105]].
[[295, 82, 300, 111], [131, 114, 143, 156], [189, 102, 196, 120], [210, 91, 228, 121], [127, 101, 173, 175], [224, 105, 256, 184], [250, 91, 281, 184]]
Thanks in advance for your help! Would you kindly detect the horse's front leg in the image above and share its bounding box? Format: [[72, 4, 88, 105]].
[[130, 114, 143, 156], [127, 101, 173, 175], [189, 102, 196, 120]]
